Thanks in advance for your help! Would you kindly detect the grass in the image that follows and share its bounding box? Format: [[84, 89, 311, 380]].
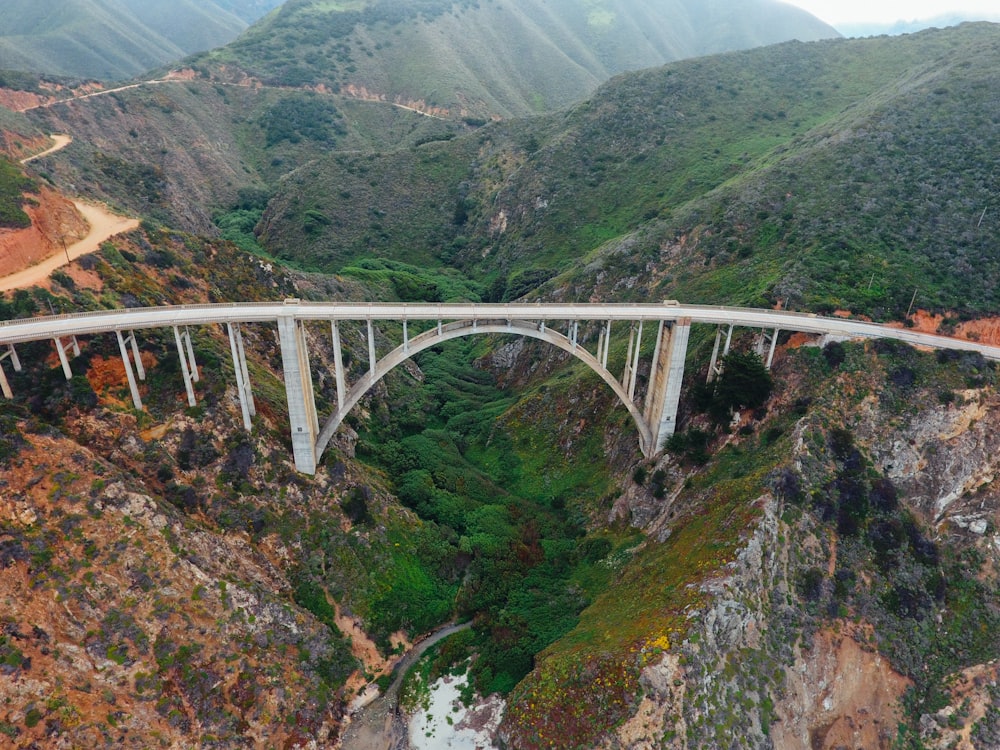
[[0, 157, 37, 229], [504, 434, 781, 748]]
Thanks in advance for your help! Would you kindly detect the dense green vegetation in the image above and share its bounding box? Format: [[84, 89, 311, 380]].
[[0, 157, 36, 228], [200, 0, 834, 118], [349, 337, 621, 693], [259, 24, 1000, 321]]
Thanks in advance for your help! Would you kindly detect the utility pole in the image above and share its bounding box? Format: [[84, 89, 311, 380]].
[[906, 287, 918, 319], [978, 207, 988, 229], [61, 237, 70, 265]]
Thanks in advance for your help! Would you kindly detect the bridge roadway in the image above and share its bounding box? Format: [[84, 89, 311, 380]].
[[0, 300, 999, 354], [2, 300, 999, 473]]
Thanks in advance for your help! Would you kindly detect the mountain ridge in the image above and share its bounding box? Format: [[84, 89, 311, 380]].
[[199, 0, 839, 117], [0, 0, 284, 81]]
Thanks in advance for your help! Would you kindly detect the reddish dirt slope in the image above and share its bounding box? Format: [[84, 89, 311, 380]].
[[0, 186, 88, 277]]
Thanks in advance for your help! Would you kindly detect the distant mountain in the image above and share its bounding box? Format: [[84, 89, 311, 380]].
[[837, 14, 1000, 38], [0, 0, 284, 81], [202, 0, 839, 117]]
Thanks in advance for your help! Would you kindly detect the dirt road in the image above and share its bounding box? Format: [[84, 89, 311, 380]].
[[19, 134, 72, 163], [339, 621, 472, 750], [0, 200, 140, 292]]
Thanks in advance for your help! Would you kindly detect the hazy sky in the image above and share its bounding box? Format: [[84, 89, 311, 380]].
[[783, 0, 1000, 26]]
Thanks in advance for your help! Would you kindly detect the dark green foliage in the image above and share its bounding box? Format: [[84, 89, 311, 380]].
[[697, 351, 773, 424], [260, 94, 346, 147], [0, 157, 36, 229], [664, 428, 711, 464], [821, 341, 846, 369], [176, 427, 219, 471], [0, 413, 26, 466], [799, 568, 825, 602], [338, 259, 482, 303], [94, 153, 166, 206], [164, 483, 199, 513], [351, 337, 613, 692], [340, 486, 373, 527]]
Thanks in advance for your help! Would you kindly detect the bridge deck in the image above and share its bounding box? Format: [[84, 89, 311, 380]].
[[1, 301, 999, 359]]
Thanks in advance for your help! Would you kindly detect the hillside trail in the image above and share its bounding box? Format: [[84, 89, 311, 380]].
[[338, 621, 472, 750], [15, 75, 448, 119], [19, 133, 72, 163], [0, 199, 140, 292], [1, 133, 139, 291]]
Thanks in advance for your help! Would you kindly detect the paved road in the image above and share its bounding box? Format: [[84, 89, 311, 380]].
[[2, 301, 1000, 362]]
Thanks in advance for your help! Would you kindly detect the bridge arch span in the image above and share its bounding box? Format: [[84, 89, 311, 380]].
[[314, 319, 653, 462]]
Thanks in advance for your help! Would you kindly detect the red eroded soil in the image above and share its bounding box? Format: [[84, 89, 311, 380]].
[[0, 186, 88, 276], [0, 88, 52, 111], [888, 309, 1000, 346]]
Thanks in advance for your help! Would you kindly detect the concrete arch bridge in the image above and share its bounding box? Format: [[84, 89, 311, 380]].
[[2, 300, 999, 474]]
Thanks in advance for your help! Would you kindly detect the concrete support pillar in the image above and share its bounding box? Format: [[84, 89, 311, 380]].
[[277, 316, 319, 475], [173, 326, 197, 408], [235, 324, 254, 418], [602, 320, 611, 369], [766, 328, 780, 369], [228, 322, 254, 431], [627, 321, 643, 401], [53, 337, 73, 380], [367, 319, 376, 382], [0, 345, 21, 399], [571, 321, 579, 350], [707, 325, 723, 383], [644, 321, 666, 419], [622, 324, 636, 388], [649, 318, 691, 453], [403, 320, 409, 354], [331, 321, 347, 410], [597, 329, 605, 368], [724, 323, 734, 356], [184, 327, 199, 383], [116, 330, 143, 411], [125, 331, 146, 381], [437, 320, 443, 336]]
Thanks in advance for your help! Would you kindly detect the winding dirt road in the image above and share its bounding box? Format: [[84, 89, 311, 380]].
[[19, 134, 72, 163], [1, 134, 140, 292], [0, 200, 140, 292]]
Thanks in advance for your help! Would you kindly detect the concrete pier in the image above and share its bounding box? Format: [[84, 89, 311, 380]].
[[277, 316, 319, 474]]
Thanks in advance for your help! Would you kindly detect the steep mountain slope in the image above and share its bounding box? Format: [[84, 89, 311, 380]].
[[1, 0, 837, 232], [258, 23, 1000, 320], [4, 15, 1000, 750], [201, 0, 838, 117], [0, 0, 283, 80]]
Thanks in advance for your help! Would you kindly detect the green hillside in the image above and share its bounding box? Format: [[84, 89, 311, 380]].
[[0, 0, 282, 80], [5, 14, 1000, 750], [200, 0, 837, 117], [259, 23, 1000, 320]]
